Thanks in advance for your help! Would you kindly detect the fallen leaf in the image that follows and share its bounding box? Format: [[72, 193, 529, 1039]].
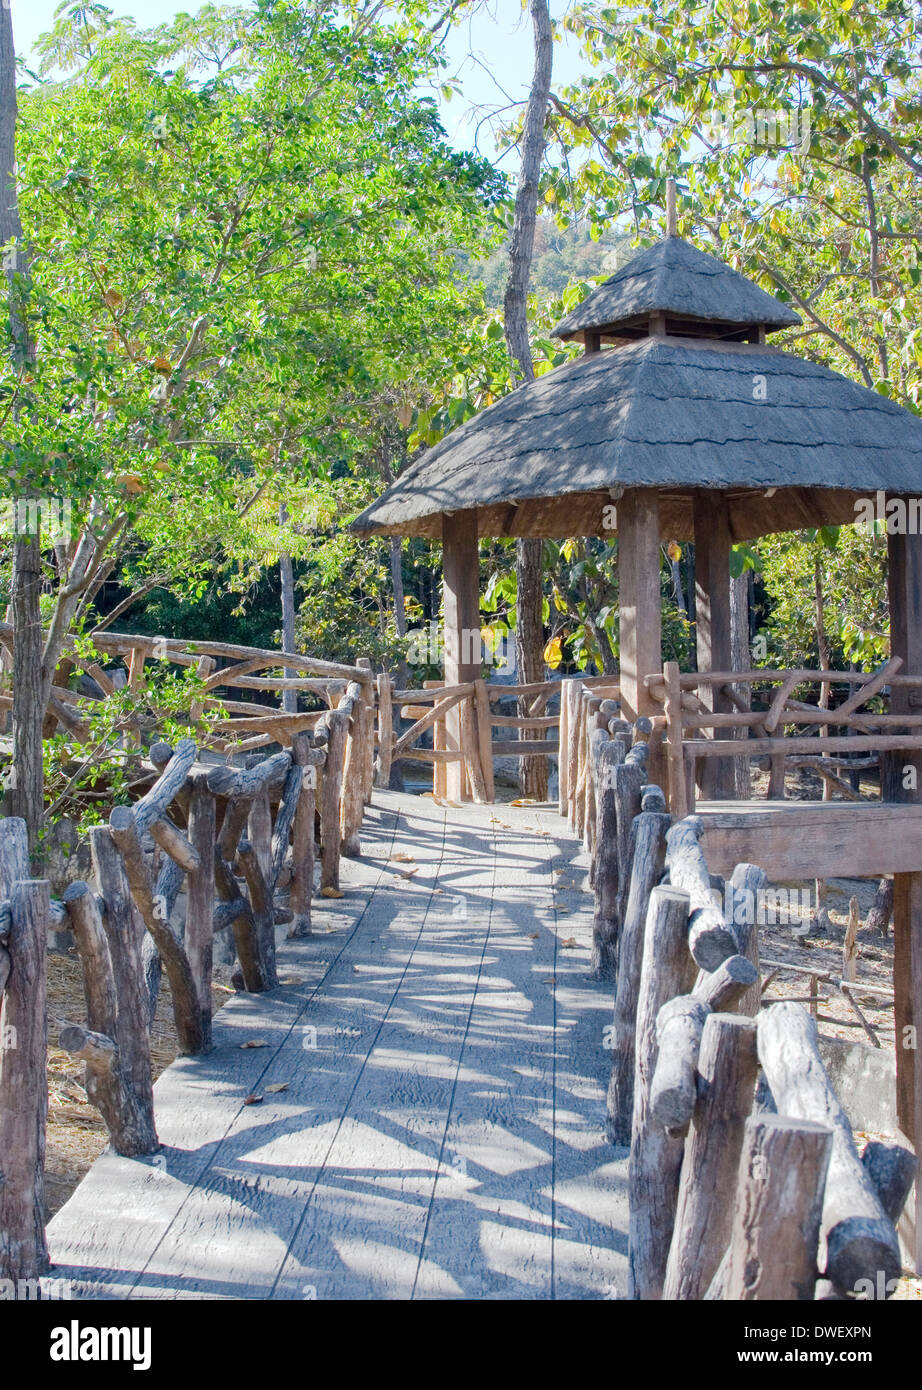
[[389, 851, 415, 863], [240, 1039, 269, 1049], [561, 937, 578, 948], [244, 1094, 263, 1105], [398, 867, 418, 878], [321, 887, 343, 899], [280, 976, 303, 986], [510, 798, 539, 806], [542, 976, 557, 984], [528, 932, 540, 940], [266, 1082, 289, 1094]]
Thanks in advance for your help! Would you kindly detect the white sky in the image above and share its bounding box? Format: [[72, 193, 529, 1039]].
[[7, 0, 590, 165]]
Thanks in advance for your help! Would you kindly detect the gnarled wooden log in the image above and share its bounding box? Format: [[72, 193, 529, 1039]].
[[206, 750, 292, 801], [109, 805, 204, 1056], [591, 737, 625, 979], [62, 880, 157, 1156], [757, 1002, 901, 1292], [628, 885, 695, 1301], [133, 737, 197, 836], [0, 878, 50, 1280], [650, 995, 710, 1135], [236, 839, 278, 990], [861, 1139, 916, 1225], [693, 953, 759, 1012], [663, 1014, 759, 1299], [726, 862, 766, 1016], [606, 810, 670, 1143], [289, 733, 317, 938], [722, 1114, 833, 1301], [665, 816, 738, 969]]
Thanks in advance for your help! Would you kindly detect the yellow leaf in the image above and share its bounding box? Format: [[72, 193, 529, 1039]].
[[321, 886, 343, 898], [543, 635, 563, 669], [667, 541, 682, 562], [240, 1039, 269, 1049]]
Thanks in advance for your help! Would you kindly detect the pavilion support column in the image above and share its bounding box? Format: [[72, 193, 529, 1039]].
[[618, 491, 662, 781], [693, 490, 735, 801], [884, 519, 922, 1274], [443, 508, 482, 802]]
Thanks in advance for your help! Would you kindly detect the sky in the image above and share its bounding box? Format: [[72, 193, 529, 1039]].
[[7, 0, 590, 165]]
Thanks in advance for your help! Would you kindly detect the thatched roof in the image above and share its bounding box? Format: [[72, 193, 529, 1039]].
[[552, 237, 801, 341], [352, 334, 922, 541]]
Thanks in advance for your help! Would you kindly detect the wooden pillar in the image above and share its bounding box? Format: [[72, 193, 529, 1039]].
[[618, 489, 661, 724], [442, 508, 480, 802], [885, 519, 922, 1274], [693, 489, 735, 800]]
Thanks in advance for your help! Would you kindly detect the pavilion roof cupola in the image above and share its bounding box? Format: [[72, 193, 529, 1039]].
[[552, 234, 802, 351]]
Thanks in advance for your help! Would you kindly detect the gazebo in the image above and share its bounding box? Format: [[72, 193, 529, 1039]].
[[354, 227, 922, 1220], [354, 230, 922, 789]]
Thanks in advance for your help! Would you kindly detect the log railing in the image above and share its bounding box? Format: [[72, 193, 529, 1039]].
[[645, 658, 922, 815], [376, 673, 619, 804], [0, 689, 377, 1282], [578, 715, 914, 1299], [0, 620, 374, 756]]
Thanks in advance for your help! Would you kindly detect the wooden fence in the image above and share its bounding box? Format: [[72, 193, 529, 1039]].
[[575, 697, 914, 1299], [0, 683, 374, 1282], [0, 621, 374, 756], [648, 656, 922, 815], [374, 673, 618, 802]]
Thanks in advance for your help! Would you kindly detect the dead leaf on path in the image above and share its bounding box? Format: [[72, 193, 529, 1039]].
[[280, 976, 303, 986], [240, 1039, 269, 1049], [542, 976, 557, 985], [321, 887, 344, 899], [510, 798, 539, 806], [244, 1094, 263, 1106], [528, 932, 540, 940], [390, 851, 415, 862], [561, 937, 578, 948], [398, 868, 418, 878], [266, 1083, 289, 1094]]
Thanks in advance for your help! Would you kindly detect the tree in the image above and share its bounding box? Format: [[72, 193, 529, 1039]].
[[503, 0, 553, 799], [2, 0, 503, 843]]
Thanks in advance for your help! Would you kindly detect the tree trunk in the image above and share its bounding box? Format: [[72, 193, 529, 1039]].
[[2, 8, 42, 852], [278, 503, 297, 715], [503, 0, 552, 801]]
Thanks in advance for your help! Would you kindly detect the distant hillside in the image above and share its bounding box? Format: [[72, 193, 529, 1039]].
[[461, 218, 633, 306]]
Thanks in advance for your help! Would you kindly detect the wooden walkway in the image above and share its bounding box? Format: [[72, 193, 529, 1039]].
[[46, 792, 627, 1300]]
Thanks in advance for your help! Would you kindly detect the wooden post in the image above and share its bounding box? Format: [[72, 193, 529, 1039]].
[[693, 490, 735, 799], [442, 508, 480, 802], [663, 660, 687, 818], [288, 733, 317, 937], [0, 871, 50, 1280], [884, 519, 922, 1272], [628, 885, 695, 1300], [62, 881, 159, 1155], [618, 489, 661, 725], [186, 774, 216, 1051], [375, 673, 393, 789], [606, 809, 671, 1142], [722, 1115, 833, 1301], [591, 737, 626, 978], [565, 680, 582, 826], [757, 1002, 900, 1291], [558, 679, 570, 816], [663, 1013, 759, 1299], [473, 679, 495, 803]]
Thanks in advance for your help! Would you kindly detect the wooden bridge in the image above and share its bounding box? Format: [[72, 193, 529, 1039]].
[[45, 793, 628, 1300]]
